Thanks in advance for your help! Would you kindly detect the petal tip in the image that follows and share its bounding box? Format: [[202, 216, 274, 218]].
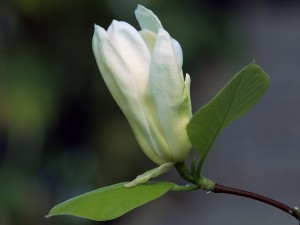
[[134, 4, 162, 33], [135, 4, 147, 14]]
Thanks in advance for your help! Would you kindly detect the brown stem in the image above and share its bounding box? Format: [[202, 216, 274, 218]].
[[213, 183, 300, 221]]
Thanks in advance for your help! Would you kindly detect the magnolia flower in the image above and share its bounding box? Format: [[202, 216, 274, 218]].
[[93, 5, 192, 186]]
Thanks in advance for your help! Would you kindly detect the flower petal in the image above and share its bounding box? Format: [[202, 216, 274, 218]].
[[92, 23, 165, 165], [172, 39, 183, 69], [135, 5, 182, 66], [139, 29, 157, 54], [135, 5, 162, 33], [106, 21, 151, 95], [149, 29, 192, 161], [124, 162, 174, 187], [185, 73, 192, 111]]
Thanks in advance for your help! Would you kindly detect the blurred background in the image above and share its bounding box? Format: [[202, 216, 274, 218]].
[[0, 0, 300, 225]]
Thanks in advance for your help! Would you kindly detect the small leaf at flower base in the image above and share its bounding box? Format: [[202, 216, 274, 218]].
[[46, 181, 176, 221], [187, 63, 269, 173]]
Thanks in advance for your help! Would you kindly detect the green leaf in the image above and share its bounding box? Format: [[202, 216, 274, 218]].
[[187, 63, 269, 172], [46, 181, 175, 221]]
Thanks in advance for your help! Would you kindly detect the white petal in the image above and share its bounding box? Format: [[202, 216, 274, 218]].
[[149, 29, 192, 161], [135, 5, 182, 67], [139, 29, 157, 54], [184, 73, 192, 115], [92, 23, 165, 165], [135, 5, 162, 33], [106, 20, 151, 94], [172, 39, 183, 69], [150, 29, 184, 106], [124, 162, 174, 187]]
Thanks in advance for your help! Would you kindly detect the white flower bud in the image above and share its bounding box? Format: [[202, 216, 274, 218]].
[[92, 5, 192, 185]]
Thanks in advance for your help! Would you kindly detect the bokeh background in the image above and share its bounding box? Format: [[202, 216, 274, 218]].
[[1, 0, 300, 225]]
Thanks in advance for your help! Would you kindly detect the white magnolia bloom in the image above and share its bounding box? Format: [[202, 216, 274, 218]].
[[93, 5, 192, 186]]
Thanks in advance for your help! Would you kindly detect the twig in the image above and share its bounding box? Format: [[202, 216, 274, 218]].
[[213, 183, 300, 221]]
